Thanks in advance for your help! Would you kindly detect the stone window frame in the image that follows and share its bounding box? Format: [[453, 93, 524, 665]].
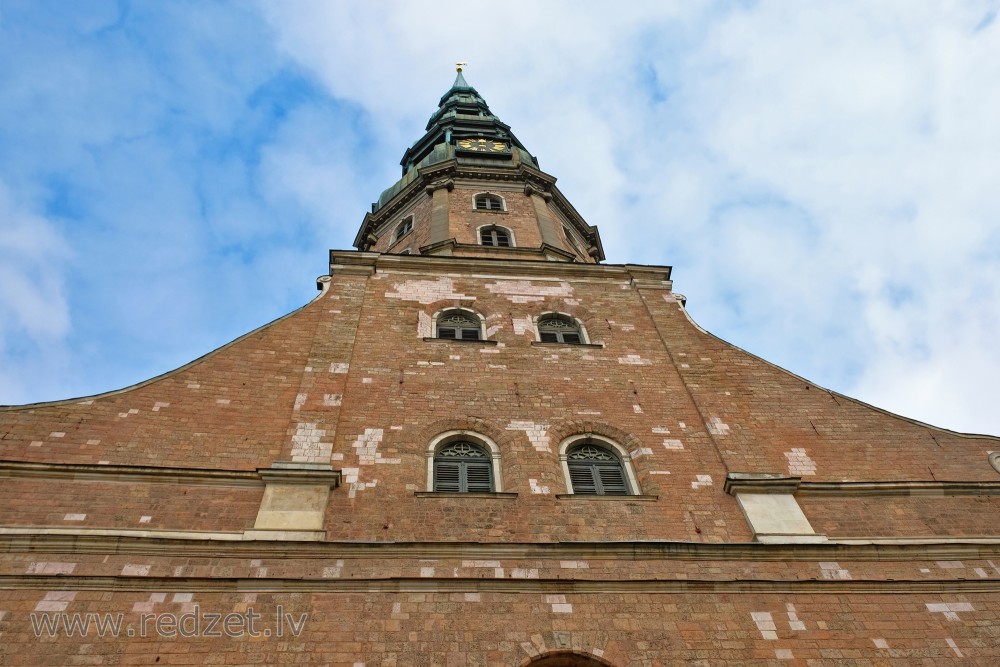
[[390, 215, 414, 245], [562, 224, 585, 255], [557, 434, 641, 496], [477, 223, 515, 248], [432, 307, 487, 341], [473, 192, 506, 212], [535, 312, 588, 345], [425, 431, 503, 492]]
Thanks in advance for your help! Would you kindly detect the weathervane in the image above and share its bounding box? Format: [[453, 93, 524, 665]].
[[456, 61, 467, 73]]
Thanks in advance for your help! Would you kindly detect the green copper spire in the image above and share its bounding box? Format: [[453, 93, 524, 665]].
[[397, 65, 533, 176], [448, 62, 473, 93]]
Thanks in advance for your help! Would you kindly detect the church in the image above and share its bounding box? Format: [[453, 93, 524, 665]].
[[1, 68, 998, 665]]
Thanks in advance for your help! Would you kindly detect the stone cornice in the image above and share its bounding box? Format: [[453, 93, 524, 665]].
[[354, 161, 602, 258], [0, 460, 262, 487], [2, 574, 998, 594], [416, 239, 578, 263], [797, 480, 1000, 496], [330, 251, 672, 285], [0, 460, 341, 489], [725, 473, 1000, 497], [725, 473, 803, 495], [4, 533, 1000, 561]]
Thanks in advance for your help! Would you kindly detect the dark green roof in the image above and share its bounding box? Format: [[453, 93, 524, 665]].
[[397, 72, 532, 175]]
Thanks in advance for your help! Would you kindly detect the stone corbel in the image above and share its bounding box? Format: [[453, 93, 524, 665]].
[[524, 182, 552, 202], [725, 472, 827, 544], [244, 462, 341, 542], [425, 178, 455, 195]]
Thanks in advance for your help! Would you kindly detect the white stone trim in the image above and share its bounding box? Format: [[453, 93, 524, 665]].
[[534, 311, 590, 344], [430, 307, 487, 339], [476, 223, 516, 247], [425, 430, 503, 492], [557, 434, 641, 495], [472, 191, 507, 211]]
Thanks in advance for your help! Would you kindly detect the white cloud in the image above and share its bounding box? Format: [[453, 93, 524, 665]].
[[0, 182, 71, 340], [0, 2, 997, 436]]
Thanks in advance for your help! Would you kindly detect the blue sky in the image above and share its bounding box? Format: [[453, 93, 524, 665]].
[[2, 1, 999, 435]]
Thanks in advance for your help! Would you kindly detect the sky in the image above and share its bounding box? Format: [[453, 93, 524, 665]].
[[1, 1, 998, 436]]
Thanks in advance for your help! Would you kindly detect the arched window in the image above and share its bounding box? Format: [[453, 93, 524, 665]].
[[474, 193, 504, 211], [392, 216, 413, 243], [436, 310, 482, 340], [480, 226, 512, 247], [433, 441, 494, 492], [563, 224, 585, 257], [566, 443, 630, 495], [538, 314, 584, 344]]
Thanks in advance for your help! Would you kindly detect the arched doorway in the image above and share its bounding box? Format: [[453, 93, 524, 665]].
[[522, 651, 616, 667]]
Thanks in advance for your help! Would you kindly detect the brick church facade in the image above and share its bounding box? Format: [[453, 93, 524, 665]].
[[1, 69, 999, 665]]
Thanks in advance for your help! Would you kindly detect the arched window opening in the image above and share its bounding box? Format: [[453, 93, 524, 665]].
[[538, 314, 583, 344], [474, 193, 504, 211], [434, 441, 494, 492], [392, 216, 413, 243], [480, 226, 512, 247], [436, 310, 482, 340], [567, 444, 630, 495]]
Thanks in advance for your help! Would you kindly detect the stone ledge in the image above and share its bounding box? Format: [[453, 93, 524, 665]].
[[724, 473, 1000, 497], [554, 495, 659, 502], [724, 472, 802, 495], [5, 574, 1000, 595], [0, 460, 262, 487], [0, 459, 342, 489], [257, 462, 340, 487], [530, 342, 604, 349], [414, 492, 518, 499], [797, 480, 1000, 496], [242, 530, 327, 542], [422, 337, 499, 345], [4, 532, 1000, 560], [754, 533, 829, 544]]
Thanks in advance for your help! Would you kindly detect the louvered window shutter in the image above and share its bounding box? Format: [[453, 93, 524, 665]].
[[434, 442, 494, 493], [596, 464, 628, 495], [567, 444, 630, 495], [568, 464, 599, 494], [434, 461, 462, 492], [464, 461, 493, 492]]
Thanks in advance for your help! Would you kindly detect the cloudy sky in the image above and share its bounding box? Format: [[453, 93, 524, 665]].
[[1, 1, 998, 436]]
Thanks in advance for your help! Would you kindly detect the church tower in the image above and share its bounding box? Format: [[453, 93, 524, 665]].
[[1, 69, 999, 665], [355, 66, 603, 264]]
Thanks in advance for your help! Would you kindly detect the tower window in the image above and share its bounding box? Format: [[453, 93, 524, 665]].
[[474, 193, 505, 211], [566, 444, 630, 495], [433, 441, 494, 492], [392, 216, 413, 243], [480, 226, 512, 247], [537, 314, 583, 344], [436, 310, 482, 340]]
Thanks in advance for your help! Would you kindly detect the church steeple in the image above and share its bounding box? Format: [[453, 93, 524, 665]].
[[398, 66, 533, 175], [355, 68, 604, 263]]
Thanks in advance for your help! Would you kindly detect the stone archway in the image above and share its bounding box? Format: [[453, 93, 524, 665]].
[[523, 651, 616, 667]]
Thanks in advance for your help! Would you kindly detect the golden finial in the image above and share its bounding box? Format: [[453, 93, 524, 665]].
[[456, 61, 467, 73]]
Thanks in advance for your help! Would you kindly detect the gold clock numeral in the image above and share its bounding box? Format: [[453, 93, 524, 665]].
[[458, 138, 506, 152]]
